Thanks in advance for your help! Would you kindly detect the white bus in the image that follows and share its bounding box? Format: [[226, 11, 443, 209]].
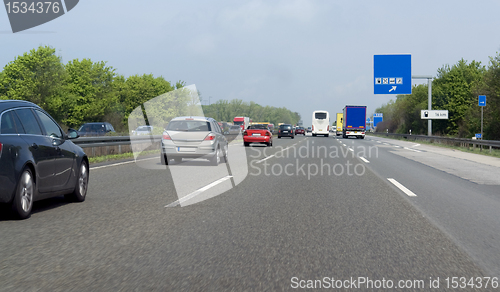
[[312, 110, 330, 137]]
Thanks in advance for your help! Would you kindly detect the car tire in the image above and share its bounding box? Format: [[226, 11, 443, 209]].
[[312, 134, 316, 137], [291, 136, 294, 139], [65, 161, 89, 202], [278, 136, 281, 139], [11, 167, 35, 220], [244, 142, 250, 147], [222, 145, 228, 163], [210, 147, 221, 166]]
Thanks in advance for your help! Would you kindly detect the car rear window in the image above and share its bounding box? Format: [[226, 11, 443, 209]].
[[280, 125, 291, 129], [1, 111, 23, 134], [167, 120, 211, 131], [249, 124, 267, 129], [315, 112, 327, 119]]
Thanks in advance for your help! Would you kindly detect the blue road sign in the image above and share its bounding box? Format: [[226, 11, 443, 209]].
[[373, 113, 383, 127], [475, 133, 482, 139], [478, 95, 486, 106], [374, 54, 412, 95]]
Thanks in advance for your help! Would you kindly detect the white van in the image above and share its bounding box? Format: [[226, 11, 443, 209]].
[[312, 111, 330, 137]]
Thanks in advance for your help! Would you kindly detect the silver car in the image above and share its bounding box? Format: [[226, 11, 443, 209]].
[[160, 116, 228, 165], [132, 125, 154, 135]]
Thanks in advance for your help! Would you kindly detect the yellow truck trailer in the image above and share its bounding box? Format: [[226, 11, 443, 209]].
[[336, 113, 343, 136]]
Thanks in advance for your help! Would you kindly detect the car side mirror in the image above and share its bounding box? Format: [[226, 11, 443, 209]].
[[67, 128, 79, 139]]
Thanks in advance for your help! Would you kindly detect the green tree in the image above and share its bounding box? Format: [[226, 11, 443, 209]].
[[63, 59, 117, 127], [0, 46, 66, 118], [433, 59, 485, 136]]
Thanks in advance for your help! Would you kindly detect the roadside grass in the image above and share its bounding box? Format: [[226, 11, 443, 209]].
[[89, 149, 160, 164], [367, 133, 500, 158]]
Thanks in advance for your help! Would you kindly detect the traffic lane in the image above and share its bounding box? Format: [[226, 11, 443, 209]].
[[155, 136, 487, 289], [348, 137, 500, 276], [365, 135, 500, 185], [0, 136, 488, 291]]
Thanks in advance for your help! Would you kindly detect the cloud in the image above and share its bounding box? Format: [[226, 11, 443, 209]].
[[218, 0, 317, 31]]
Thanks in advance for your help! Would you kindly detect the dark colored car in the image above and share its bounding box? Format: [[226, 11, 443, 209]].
[[295, 127, 305, 135], [78, 122, 115, 136], [0, 100, 89, 219], [278, 124, 294, 139], [307, 127, 312, 133]]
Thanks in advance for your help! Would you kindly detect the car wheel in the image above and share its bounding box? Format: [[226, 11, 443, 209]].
[[222, 145, 228, 163], [278, 136, 281, 139], [210, 147, 221, 166], [292, 136, 294, 139], [244, 142, 250, 147], [66, 161, 89, 202], [11, 168, 35, 219]]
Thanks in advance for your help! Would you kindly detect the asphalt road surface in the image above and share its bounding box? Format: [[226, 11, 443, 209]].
[[1, 133, 499, 291]]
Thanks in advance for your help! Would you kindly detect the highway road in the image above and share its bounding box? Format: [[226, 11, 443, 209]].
[[1, 133, 499, 291]]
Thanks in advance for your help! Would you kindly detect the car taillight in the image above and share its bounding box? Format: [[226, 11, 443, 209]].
[[0, 142, 2, 153], [204, 133, 216, 140], [327, 126, 329, 131], [361, 132, 365, 134], [162, 133, 171, 140], [243, 131, 248, 136], [265, 132, 270, 136], [312, 125, 314, 131]]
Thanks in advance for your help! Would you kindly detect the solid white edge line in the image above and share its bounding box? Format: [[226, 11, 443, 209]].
[[359, 157, 370, 163], [90, 157, 157, 170], [165, 176, 233, 207], [387, 178, 417, 197], [403, 147, 422, 153]]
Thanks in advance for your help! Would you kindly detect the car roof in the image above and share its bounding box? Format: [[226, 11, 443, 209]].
[[171, 116, 213, 122], [81, 122, 110, 125], [0, 100, 41, 112]]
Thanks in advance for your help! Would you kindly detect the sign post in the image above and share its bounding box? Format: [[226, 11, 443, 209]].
[[478, 95, 486, 144]]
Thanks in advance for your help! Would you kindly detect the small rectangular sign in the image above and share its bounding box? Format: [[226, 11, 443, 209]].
[[478, 95, 486, 107], [475, 133, 482, 139], [421, 110, 449, 119]]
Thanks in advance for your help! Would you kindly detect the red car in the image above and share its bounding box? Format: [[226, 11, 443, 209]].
[[243, 124, 273, 146], [295, 127, 305, 135]]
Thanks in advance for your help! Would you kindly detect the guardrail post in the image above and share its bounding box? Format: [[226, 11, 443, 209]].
[[490, 146, 492, 153]]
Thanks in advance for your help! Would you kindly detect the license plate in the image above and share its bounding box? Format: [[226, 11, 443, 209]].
[[319, 129, 323, 131], [283, 131, 288, 133], [177, 147, 195, 152], [252, 133, 261, 136]]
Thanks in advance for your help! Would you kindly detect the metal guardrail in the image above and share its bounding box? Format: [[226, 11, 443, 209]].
[[370, 132, 500, 152], [73, 135, 162, 147]]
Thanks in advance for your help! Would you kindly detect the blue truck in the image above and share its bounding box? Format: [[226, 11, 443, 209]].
[[342, 105, 366, 139]]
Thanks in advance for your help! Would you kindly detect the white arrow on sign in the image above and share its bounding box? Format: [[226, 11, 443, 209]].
[[389, 86, 397, 92]]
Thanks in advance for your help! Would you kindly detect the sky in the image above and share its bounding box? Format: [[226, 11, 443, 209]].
[[1, 0, 500, 126]]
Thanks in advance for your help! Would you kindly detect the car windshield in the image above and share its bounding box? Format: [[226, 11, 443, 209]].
[[166, 120, 211, 131]]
